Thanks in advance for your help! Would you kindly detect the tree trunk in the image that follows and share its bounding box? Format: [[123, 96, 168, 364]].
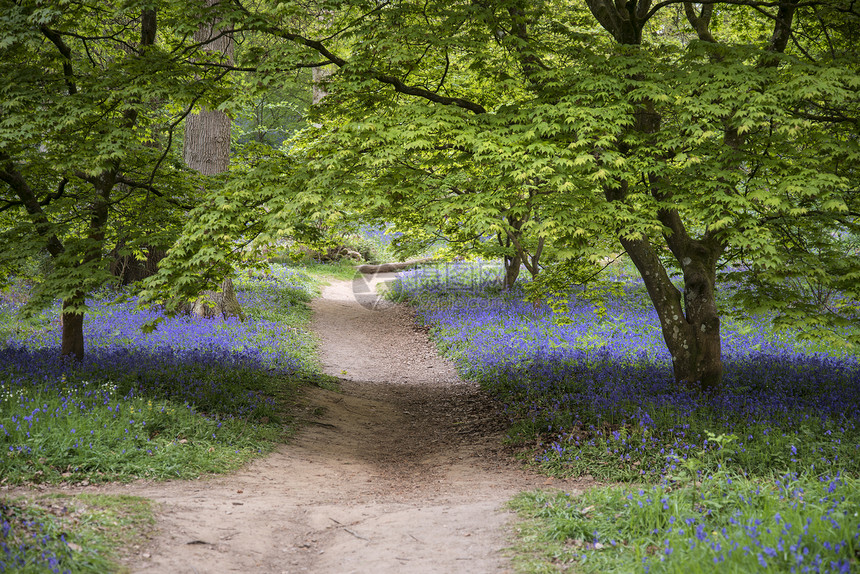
[[676, 255, 723, 392], [501, 206, 544, 288], [61, 299, 85, 360], [59, 171, 114, 359], [191, 276, 245, 320], [183, 1, 232, 176], [312, 66, 333, 106], [184, 0, 243, 320], [357, 257, 436, 274], [620, 234, 723, 393], [183, 111, 231, 176], [503, 253, 521, 289]]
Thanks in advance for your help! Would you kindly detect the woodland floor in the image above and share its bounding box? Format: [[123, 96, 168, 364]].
[[10, 274, 591, 573]]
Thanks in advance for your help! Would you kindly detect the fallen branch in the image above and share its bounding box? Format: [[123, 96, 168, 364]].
[[357, 257, 437, 274], [330, 517, 370, 541]]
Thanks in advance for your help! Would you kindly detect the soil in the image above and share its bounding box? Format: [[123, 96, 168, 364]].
[[9, 273, 592, 573]]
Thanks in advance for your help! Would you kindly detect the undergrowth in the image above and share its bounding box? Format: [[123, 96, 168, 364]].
[[1, 263, 326, 572], [395, 263, 860, 573], [1, 494, 154, 574]]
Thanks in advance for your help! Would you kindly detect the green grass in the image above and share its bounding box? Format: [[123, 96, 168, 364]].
[[527, 410, 860, 484], [0, 386, 290, 486], [0, 279, 54, 347], [236, 268, 315, 317], [0, 314, 47, 349], [1, 493, 154, 573], [510, 470, 860, 574], [294, 259, 362, 282]]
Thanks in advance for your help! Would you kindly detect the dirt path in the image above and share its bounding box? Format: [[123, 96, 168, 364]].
[[17, 274, 589, 573]]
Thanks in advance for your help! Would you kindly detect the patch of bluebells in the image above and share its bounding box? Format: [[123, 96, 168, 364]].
[[660, 471, 860, 574], [0, 500, 72, 574], [359, 224, 402, 248], [0, 266, 311, 572], [9, 266, 311, 370], [402, 264, 860, 571], [547, 471, 860, 573], [0, 265, 312, 451], [394, 265, 860, 479]]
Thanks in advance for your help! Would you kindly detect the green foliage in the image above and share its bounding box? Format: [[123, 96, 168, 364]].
[[232, 72, 312, 148], [240, 0, 860, 372], [521, 257, 625, 322], [0, 0, 234, 321], [138, 144, 307, 308], [4, 0, 858, 370]]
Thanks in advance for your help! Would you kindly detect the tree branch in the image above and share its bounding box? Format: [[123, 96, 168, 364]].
[[114, 174, 195, 210], [40, 26, 78, 95], [0, 154, 65, 257], [259, 26, 487, 113], [647, 0, 827, 23], [39, 177, 68, 206], [683, 2, 716, 42]]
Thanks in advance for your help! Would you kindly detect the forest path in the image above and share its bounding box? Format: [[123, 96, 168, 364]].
[[66, 274, 588, 572]]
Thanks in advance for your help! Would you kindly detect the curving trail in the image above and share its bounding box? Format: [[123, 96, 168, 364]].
[[17, 273, 589, 573]]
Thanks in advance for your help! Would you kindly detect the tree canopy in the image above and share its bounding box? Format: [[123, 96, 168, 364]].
[[2, 0, 857, 390], [234, 0, 860, 391], [0, 0, 255, 356]]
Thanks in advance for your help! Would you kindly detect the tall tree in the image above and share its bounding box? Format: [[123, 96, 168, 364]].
[[183, 0, 244, 320], [0, 1, 198, 358], [238, 0, 859, 392], [0, 0, 251, 358], [184, 1, 234, 177]]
